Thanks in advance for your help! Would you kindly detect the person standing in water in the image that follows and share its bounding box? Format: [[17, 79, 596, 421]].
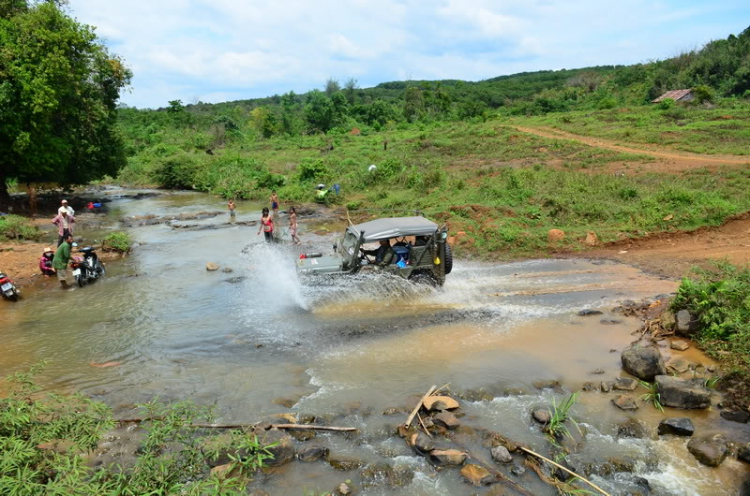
[[269, 191, 279, 218], [227, 199, 236, 219], [257, 207, 274, 242], [289, 206, 301, 245], [52, 233, 74, 289]]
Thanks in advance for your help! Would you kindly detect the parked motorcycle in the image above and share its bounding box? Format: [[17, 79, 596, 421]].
[[0, 271, 20, 301], [70, 247, 105, 287]]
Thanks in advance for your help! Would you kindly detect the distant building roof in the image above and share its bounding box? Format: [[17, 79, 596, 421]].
[[652, 89, 693, 103]]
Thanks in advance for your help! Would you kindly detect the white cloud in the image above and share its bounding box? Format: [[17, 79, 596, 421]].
[[67, 0, 750, 108]]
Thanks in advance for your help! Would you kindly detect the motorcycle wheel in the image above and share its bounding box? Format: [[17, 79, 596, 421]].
[[77, 274, 87, 287], [97, 261, 105, 277]]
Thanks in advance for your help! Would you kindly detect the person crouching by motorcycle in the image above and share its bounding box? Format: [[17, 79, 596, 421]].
[[52, 210, 75, 247], [52, 234, 74, 289], [39, 247, 55, 277]]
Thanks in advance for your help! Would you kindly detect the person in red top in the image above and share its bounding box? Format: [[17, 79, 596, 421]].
[[257, 207, 274, 242], [39, 247, 56, 276]]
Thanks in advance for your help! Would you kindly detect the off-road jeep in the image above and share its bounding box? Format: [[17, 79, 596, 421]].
[[296, 216, 453, 286]]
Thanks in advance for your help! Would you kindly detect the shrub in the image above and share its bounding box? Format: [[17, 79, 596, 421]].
[[0, 215, 40, 241], [658, 98, 675, 110], [102, 231, 132, 253], [297, 158, 329, 183]]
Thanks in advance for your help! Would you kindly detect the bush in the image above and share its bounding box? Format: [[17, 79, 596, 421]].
[[297, 158, 329, 183], [0, 215, 40, 241], [102, 231, 132, 253]]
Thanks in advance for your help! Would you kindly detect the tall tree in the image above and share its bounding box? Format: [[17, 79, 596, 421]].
[[344, 78, 358, 104], [0, 1, 131, 201], [324, 77, 340, 97]]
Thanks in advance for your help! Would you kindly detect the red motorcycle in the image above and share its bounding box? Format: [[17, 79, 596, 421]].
[[0, 272, 20, 301]]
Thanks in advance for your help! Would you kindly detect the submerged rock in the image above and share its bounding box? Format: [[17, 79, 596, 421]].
[[671, 339, 690, 351], [658, 418, 695, 436], [600, 381, 613, 393], [578, 309, 603, 316], [430, 448, 467, 466], [621, 345, 666, 381], [720, 410, 750, 424], [687, 434, 729, 467], [328, 455, 364, 471], [297, 444, 329, 463], [491, 446, 513, 464], [655, 375, 711, 409], [423, 396, 460, 411], [617, 419, 649, 439], [612, 395, 639, 411], [360, 463, 414, 488], [532, 408, 551, 424], [409, 432, 435, 453], [614, 377, 639, 391], [666, 356, 691, 374], [461, 464, 496, 486], [337, 482, 353, 495], [738, 442, 750, 463]]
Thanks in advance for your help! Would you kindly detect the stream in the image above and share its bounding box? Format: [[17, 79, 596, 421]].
[[1, 188, 749, 495]]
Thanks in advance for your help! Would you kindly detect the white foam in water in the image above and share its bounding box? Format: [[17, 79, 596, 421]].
[[241, 243, 308, 310]]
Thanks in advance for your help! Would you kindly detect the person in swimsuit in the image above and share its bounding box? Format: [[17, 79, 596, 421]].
[[289, 206, 301, 245], [257, 207, 274, 242], [270, 191, 279, 218]]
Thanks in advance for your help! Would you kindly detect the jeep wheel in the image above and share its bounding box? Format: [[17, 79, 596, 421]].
[[444, 243, 453, 275], [409, 271, 438, 287]]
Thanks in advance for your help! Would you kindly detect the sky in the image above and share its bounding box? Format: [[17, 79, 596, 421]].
[[68, 0, 750, 109]]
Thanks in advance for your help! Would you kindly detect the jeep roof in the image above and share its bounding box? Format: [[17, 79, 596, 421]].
[[349, 216, 438, 242]]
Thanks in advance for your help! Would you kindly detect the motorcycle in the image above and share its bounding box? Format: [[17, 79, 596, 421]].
[[70, 246, 105, 287], [0, 272, 20, 301]]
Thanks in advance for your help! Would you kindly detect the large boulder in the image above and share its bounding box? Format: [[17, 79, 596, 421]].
[[657, 417, 694, 437], [687, 434, 729, 467], [655, 375, 711, 410], [256, 429, 295, 467], [676, 309, 700, 336], [621, 346, 666, 381]]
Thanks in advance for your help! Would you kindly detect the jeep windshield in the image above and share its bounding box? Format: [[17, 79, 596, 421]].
[[339, 230, 359, 258]]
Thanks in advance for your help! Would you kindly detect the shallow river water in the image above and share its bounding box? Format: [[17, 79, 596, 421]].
[[1, 189, 749, 495]]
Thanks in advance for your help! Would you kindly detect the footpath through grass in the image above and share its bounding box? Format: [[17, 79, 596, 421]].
[[513, 101, 750, 155]]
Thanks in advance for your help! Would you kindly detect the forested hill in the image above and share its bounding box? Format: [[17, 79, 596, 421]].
[[119, 25, 749, 136]]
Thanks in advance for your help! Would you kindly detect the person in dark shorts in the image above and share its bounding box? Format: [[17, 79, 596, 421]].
[[269, 191, 279, 218]]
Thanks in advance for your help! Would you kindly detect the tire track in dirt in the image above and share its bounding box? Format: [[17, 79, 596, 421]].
[[513, 126, 750, 170]]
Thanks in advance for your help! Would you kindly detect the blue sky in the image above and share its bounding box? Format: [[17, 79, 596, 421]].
[[68, 0, 750, 109]]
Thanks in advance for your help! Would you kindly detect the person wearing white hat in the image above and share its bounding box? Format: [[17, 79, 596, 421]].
[[58, 199, 74, 217], [39, 247, 56, 276]]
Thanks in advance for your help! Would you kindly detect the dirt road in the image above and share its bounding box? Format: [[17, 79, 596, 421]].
[[514, 125, 750, 173]]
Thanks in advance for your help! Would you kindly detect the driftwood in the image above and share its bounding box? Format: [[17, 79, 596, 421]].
[[520, 447, 612, 496], [403, 385, 436, 428], [416, 412, 431, 437], [115, 419, 354, 432]]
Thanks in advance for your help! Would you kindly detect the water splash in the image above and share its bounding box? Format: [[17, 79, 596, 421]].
[[241, 243, 308, 311]]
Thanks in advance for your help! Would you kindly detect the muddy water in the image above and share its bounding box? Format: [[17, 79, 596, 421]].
[[1, 189, 749, 495]]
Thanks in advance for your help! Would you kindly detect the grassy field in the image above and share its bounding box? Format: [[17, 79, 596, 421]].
[[115, 104, 750, 259], [511, 101, 750, 155]]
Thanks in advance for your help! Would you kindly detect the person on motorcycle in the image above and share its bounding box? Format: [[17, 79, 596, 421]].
[[39, 247, 55, 277], [52, 233, 74, 289]]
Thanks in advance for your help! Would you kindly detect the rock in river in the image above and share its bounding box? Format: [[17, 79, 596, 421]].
[[206, 262, 219, 271], [621, 345, 666, 381], [671, 339, 690, 351], [532, 408, 551, 424], [617, 418, 648, 439], [422, 395, 460, 411], [655, 375, 711, 409], [433, 411, 460, 429], [614, 377, 639, 391], [687, 434, 729, 467], [491, 446, 513, 464], [666, 356, 691, 374], [578, 309, 603, 316], [720, 409, 750, 423], [461, 464, 496, 486], [409, 432, 434, 453], [738, 442, 750, 464], [257, 429, 295, 467], [612, 395, 639, 411], [657, 417, 695, 436], [430, 449, 467, 466], [298, 444, 329, 463]]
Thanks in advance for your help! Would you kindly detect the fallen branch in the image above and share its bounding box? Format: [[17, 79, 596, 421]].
[[115, 419, 355, 432], [404, 385, 436, 429], [416, 412, 431, 438], [269, 424, 356, 432], [519, 447, 612, 496]]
